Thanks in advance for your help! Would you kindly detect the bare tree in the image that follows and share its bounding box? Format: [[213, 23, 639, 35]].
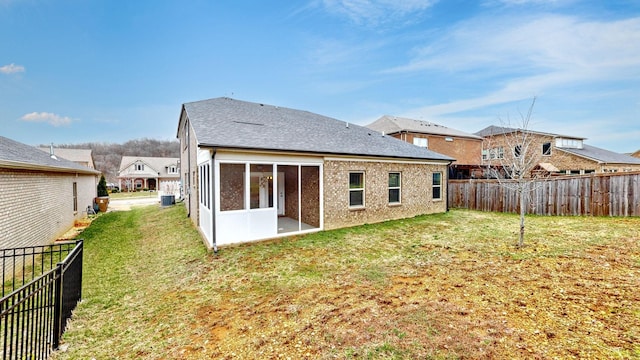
[[481, 97, 551, 247]]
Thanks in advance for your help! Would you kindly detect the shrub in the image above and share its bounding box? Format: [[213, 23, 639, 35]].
[[97, 175, 109, 197]]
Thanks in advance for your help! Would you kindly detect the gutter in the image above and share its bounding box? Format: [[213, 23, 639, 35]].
[[196, 143, 454, 163], [0, 160, 100, 175]]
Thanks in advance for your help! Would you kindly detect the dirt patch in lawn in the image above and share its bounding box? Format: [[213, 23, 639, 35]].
[[180, 236, 639, 359]]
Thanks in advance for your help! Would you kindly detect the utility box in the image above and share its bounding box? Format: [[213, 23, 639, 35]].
[[161, 195, 175, 207]]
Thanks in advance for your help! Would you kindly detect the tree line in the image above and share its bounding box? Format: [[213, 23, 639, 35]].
[[44, 138, 180, 184]]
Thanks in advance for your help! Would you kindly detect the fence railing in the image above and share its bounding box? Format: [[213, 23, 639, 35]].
[[448, 172, 640, 216], [0, 240, 83, 360]]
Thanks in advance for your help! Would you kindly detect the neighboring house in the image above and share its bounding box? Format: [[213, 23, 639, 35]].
[[177, 97, 454, 249], [38, 146, 96, 169], [0, 136, 100, 249], [117, 156, 181, 197], [366, 115, 483, 179], [476, 125, 640, 175]]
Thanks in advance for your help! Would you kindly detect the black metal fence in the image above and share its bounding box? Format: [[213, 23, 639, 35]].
[[0, 240, 83, 360]]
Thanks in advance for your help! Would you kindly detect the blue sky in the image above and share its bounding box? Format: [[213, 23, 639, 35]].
[[1, 0, 639, 153]]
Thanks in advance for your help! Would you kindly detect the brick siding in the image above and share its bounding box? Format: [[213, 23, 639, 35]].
[[323, 159, 448, 230], [0, 169, 96, 249], [393, 132, 482, 165]]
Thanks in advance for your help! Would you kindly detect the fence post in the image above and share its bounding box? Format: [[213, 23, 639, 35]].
[[52, 265, 63, 350]]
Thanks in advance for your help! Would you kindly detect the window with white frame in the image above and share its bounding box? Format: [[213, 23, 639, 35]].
[[432, 172, 442, 200], [72, 182, 78, 212], [168, 165, 178, 174], [199, 164, 211, 210], [349, 172, 365, 207], [555, 138, 583, 149], [388, 172, 401, 204], [413, 137, 428, 148], [135, 163, 144, 171]]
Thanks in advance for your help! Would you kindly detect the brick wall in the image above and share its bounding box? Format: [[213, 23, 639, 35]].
[[482, 133, 640, 174], [0, 169, 96, 249], [323, 160, 448, 230], [179, 117, 200, 225], [394, 133, 482, 165]]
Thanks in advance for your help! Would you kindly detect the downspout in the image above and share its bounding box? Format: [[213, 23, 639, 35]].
[[186, 120, 191, 218], [211, 149, 218, 254]]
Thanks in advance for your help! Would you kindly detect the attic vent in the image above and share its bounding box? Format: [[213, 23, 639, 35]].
[[233, 121, 264, 126]]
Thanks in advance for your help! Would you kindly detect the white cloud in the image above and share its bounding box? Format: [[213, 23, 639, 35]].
[[387, 14, 640, 116], [320, 0, 437, 26], [0, 63, 25, 74], [21, 112, 73, 127]]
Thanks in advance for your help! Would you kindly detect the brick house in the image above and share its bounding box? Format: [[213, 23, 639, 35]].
[[117, 156, 181, 197], [177, 97, 453, 249], [366, 115, 483, 179], [476, 125, 640, 176], [0, 136, 100, 249]]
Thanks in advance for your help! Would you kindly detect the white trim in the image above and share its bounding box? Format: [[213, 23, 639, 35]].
[[324, 156, 450, 165], [215, 150, 323, 164], [213, 157, 324, 245]]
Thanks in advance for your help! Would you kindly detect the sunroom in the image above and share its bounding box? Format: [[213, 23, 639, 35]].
[[198, 151, 323, 247]]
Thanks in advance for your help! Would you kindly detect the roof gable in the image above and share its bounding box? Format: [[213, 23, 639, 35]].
[[181, 98, 454, 161], [367, 115, 482, 140], [118, 156, 180, 177]]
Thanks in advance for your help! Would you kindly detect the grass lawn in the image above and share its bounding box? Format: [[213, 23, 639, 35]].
[[52, 206, 640, 359], [109, 190, 158, 199]]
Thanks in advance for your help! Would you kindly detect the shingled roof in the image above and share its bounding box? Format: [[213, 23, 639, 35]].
[[559, 144, 640, 165], [180, 98, 454, 162], [474, 125, 584, 140], [0, 136, 99, 174], [367, 115, 482, 140]]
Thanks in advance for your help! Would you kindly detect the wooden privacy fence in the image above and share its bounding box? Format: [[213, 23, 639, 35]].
[[448, 172, 640, 216]]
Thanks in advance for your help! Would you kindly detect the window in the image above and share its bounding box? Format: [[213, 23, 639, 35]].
[[168, 165, 178, 174], [72, 182, 78, 212], [413, 137, 428, 148], [485, 147, 504, 160], [199, 164, 211, 209], [432, 172, 442, 200], [542, 142, 551, 156], [135, 163, 144, 171], [514, 145, 522, 158], [349, 172, 364, 207], [495, 147, 504, 159], [555, 138, 583, 149], [388, 172, 401, 204]]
